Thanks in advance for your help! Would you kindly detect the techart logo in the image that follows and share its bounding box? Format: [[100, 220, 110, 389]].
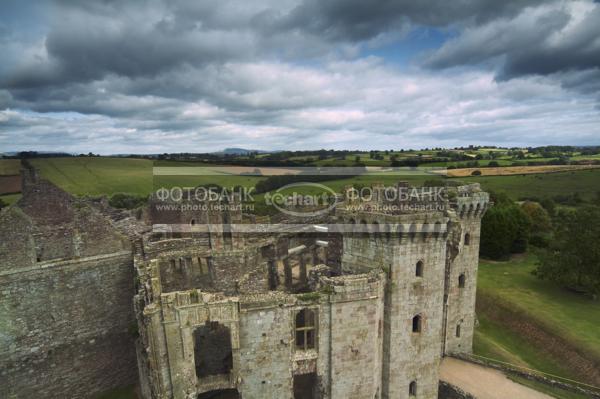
[[264, 182, 337, 217]]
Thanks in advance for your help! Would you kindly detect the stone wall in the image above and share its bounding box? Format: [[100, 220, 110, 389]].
[[438, 381, 476, 399], [327, 275, 385, 399], [0, 252, 137, 399], [238, 298, 294, 397], [0, 170, 138, 399]]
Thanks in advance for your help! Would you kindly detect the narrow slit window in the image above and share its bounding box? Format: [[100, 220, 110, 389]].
[[412, 315, 422, 333], [409, 381, 417, 396], [415, 261, 424, 277], [459, 273, 466, 288]]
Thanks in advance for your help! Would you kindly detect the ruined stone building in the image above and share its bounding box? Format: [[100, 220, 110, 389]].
[[0, 166, 489, 399], [0, 166, 141, 398]]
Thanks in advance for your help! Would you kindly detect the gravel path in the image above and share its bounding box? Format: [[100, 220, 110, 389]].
[[440, 357, 553, 399]]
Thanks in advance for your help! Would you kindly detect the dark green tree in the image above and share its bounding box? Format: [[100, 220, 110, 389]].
[[480, 192, 531, 259], [535, 206, 600, 294]]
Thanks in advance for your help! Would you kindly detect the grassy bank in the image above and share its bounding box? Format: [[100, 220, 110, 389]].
[[474, 253, 600, 393], [477, 254, 600, 362]]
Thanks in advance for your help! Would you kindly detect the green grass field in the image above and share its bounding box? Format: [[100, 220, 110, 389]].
[[3, 157, 600, 215], [462, 168, 600, 201], [474, 253, 600, 395], [0, 158, 265, 201], [30, 157, 154, 196], [2, 156, 599, 200]]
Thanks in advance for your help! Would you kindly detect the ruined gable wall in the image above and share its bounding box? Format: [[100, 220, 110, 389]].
[[0, 252, 137, 399], [17, 172, 128, 261]]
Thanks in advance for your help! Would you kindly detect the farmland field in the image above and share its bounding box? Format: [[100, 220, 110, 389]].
[[461, 168, 600, 201], [2, 157, 600, 207], [0, 159, 20, 175], [30, 157, 154, 196], [444, 164, 600, 177]]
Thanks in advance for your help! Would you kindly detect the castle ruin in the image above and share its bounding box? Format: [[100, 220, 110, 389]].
[[0, 167, 489, 399]]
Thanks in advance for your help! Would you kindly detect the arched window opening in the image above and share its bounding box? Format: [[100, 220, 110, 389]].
[[456, 324, 461, 338], [190, 218, 196, 226], [464, 233, 471, 246], [415, 261, 424, 277], [295, 309, 317, 350], [412, 314, 422, 333], [409, 381, 417, 396], [459, 273, 466, 288]]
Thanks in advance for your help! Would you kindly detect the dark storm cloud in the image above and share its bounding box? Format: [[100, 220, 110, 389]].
[[2, 0, 552, 92], [273, 0, 549, 41], [425, 1, 600, 93]]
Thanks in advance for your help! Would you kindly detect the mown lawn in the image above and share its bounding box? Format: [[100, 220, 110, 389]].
[[475, 315, 592, 399], [477, 254, 600, 361], [474, 253, 600, 396]]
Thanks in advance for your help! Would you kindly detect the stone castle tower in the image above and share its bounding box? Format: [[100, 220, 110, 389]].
[[338, 182, 489, 398], [134, 181, 489, 399]]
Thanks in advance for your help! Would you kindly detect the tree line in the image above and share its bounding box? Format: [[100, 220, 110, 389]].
[[480, 190, 600, 295]]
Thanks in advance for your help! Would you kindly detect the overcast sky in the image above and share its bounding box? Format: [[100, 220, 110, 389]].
[[1, 0, 599, 154]]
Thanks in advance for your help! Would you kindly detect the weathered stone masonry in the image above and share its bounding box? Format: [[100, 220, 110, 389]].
[[135, 182, 489, 399], [0, 169, 489, 399], [0, 169, 139, 399]]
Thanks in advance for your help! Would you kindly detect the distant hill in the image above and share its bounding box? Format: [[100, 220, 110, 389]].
[[218, 148, 270, 155]]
